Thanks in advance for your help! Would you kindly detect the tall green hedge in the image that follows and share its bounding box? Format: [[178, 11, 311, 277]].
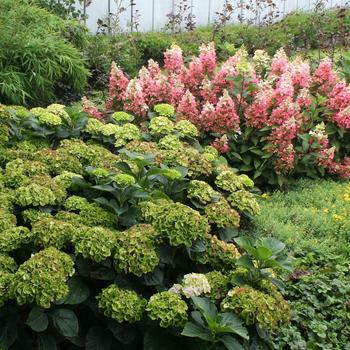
[[0, 0, 89, 107]]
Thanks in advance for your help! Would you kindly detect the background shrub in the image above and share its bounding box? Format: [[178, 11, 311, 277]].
[[0, 0, 89, 107]]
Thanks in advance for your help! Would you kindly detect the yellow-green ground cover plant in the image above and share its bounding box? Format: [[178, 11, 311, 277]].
[[0, 104, 291, 349], [250, 179, 350, 349]]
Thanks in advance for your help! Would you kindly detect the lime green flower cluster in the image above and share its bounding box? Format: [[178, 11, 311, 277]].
[[0, 254, 17, 273], [154, 104, 175, 117], [174, 120, 199, 138], [215, 170, 247, 193], [162, 168, 182, 180], [72, 226, 117, 262], [100, 123, 120, 136], [0, 189, 14, 212], [114, 224, 159, 276], [141, 201, 210, 247], [11, 247, 74, 308], [0, 124, 9, 145], [89, 168, 110, 179], [113, 173, 136, 187], [149, 116, 174, 137], [84, 118, 104, 134], [1, 105, 29, 119], [181, 273, 211, 298], [58, 139, 119, 167], [0, 226, 33, 253], [0, 272, 13, 307], [114, 123, 141, 147], [64, 196, 117, 228], [30, 107, 62, 126], [97, 285, 147, 323], [187, 180, 218, 204], [35, 149, 84, 175], [15, 176, 67, 207], [4, 159, 49, 188], [177, 147, 213, 178], [32, 218, 77, 249], [21, 208, 51, 224], [54, 171, 83, 189], [205, 271, 230, 301], [46, 104, 71, 124], [228, 190, 260, 215], [203, 146, 219, 161], [221, 286, 290, 329], [158, 134, 182, 150], [0, 209, 16, 231], [125, 140, 160, 159], [146, 291, 188, 328], [111, 111, 134, 123], [200, 235, 241, 270], [204, 199, 240, 228]]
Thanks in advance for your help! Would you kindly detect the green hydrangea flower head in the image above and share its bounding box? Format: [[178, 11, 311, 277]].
[[204, 146, 219, 159], [21, 209, 52, 225], [100, 123, 121, 136], [181, 273, 211, 298], [113, 173, 136, 187], [0, 254, 17, 273], [0, 124, 9, 145], [114, 123, 141, 147], [30, 107, 62, 126], [163, 169, 182, 181], [174, 120, 199, 138], [5, 105, 30, 119], [0, 189, 14, 212], [0, 209, 16, 231], [204, 198, 240, 228], [187, 180, 218, 204], [228, 190, 260, 215], [0, 272, 13, 307], [141, 201, 210, 247], [32, 218, 78, 249], [221, 286, 290, 329], [111, 111, 134, 123], [46, 104, 70, 123], [54, 172, 83, 189], [146, 291, 188, 328], [64, 195, 89, 211], [215, 170, 245, 193], [205, 271, 230, 301], [149, 116, 174, 137], [84, 118, 104, 135], [72, 226, 117, 262], [154, 104, 175, 117], [239, 174, 254, 188], [4, 158, 50, 188], [177, 147, 213, 178], [199, 235, 241, 271], [15, 176, 67, 207], [0, 226, 33, 253], [97, 285, 147, 323], [158, 134, 183, 151], [10, 247, 74, 308], [89, 168, 110, 179], [114, 224, 159, 276]]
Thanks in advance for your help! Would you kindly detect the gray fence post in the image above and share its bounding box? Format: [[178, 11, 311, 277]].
[[152, 0, 155, 31], [208, 0, 211, 25]]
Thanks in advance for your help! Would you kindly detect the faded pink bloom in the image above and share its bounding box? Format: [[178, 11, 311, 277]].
[[164, 45, 184, 74], [123, 79, 149, 118], [313, 58, 339, 94], [177, 90, 199, 123], [81, 96, 103, 120], [199, 42, 217, 75], [105, 61, 129, 110], [212, 134, 230, 153]]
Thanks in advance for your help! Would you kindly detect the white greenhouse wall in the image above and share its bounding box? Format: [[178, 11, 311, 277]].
[[79, 0, 348, 33]]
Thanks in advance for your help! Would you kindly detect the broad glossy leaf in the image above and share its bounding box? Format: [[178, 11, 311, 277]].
[[261, 238, 285, 255], [191, 297, 217, 323], [26, 306, 49, 332], [37, 333, 57, 350], [85, 327, 112, 350], [219, 335, 244, 350], [64, 276, 90, 305], [236, 255, 255, 270], [52, 309, 79, 338], [181, 322, 212, 341], [218, 313, 249, 340], [256, 246, 273, 261]]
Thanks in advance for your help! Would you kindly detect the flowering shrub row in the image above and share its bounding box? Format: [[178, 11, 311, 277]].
[[87, 44, 350, 186], [0, 104, 290, 349]]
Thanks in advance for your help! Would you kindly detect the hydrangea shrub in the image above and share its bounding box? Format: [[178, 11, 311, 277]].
[[0, 103, 290, 349]]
